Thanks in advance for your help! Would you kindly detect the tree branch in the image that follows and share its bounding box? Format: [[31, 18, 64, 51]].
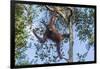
[[32, 29, 46, 43], [45, 6, 73, 27]]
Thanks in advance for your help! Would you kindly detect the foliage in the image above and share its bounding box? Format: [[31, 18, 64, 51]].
[[74, 8, 95, 61], [15, 4, 28, 65], [74, 8, 95, 46], [14, 4, 95, 65]]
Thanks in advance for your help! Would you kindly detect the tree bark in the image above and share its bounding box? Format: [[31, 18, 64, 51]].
[[68, 20, 74, 62], [65, 7, 74, 63]]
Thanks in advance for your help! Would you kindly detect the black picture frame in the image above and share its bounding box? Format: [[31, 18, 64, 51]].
[[10, 0, 97, 68]]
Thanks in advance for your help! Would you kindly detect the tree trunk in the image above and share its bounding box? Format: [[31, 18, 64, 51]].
[[68, 18, 74, 62]]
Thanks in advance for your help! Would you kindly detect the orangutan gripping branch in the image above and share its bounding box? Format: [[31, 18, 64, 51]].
[[33, 15, 61, 59], [32, 13, 69, 59]]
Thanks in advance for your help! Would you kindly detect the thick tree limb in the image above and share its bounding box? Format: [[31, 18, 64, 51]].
[[45, 5, 73, 25]]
